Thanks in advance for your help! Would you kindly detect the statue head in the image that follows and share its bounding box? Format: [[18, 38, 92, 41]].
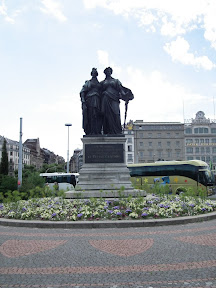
[[104, 67, 113, 76], [91, 68, 98, 77]]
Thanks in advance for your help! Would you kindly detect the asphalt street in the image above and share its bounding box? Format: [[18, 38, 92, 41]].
[[0, 219, 216, 288]]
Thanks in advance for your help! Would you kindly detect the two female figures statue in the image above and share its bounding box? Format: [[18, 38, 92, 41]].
[[80, 67, 134, 136]]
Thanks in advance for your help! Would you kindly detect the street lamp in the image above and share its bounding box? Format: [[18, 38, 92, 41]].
[[65, 123, 72, 173]]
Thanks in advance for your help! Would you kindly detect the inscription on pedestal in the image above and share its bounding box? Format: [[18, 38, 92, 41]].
[[85, 144, 124, 163]]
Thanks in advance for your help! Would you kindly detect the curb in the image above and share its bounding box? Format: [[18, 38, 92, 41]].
[[0, 211, 216, 229]]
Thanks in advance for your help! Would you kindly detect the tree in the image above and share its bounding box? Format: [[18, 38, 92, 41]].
[[0, 138, 8, 175]]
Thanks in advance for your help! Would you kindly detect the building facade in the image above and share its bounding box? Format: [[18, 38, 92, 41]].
[[0, 136, 31, 176], [124, 120, 185, 163], [184, 111, 216, 169], [124, 120, 135, 164]]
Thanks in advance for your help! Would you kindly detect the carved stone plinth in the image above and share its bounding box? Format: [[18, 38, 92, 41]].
[[75, 135, 133, 194]]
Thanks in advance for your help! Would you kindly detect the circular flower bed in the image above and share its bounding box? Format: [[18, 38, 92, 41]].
[[0, 195, 215, 221]]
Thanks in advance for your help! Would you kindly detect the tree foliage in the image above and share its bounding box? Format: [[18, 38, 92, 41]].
[[39, 163, 65, 173], [0, 138, 8, 175]]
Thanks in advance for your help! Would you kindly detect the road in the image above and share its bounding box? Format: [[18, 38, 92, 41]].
[[0, 219, 216, 288]]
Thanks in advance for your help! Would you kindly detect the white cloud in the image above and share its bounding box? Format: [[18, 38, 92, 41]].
[[203, 0, 216, 49], [97, 50, 122, 80], [164, 36, 215, 70], [40, 0, 67, 22], [122, 67, 209, 122], [0, 0, 15, 23], [82, 0, 216, 51]]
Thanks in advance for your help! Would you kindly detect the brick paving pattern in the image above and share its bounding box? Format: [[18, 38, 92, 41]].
[[0, 219, 216, 288]]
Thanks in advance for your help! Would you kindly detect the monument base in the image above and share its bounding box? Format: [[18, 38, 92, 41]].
[[75, 135, 133, 194]]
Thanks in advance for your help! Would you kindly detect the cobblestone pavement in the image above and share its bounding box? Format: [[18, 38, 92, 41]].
[[0, 219, 216, 288]]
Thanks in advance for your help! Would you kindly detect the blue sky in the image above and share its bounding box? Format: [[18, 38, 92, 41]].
[[1, 0, 216, 160]]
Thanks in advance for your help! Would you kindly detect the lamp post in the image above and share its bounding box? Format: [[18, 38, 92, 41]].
[[65, 123, 72, 173]]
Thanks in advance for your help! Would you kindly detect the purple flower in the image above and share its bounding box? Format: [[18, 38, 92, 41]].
[[189, 204, 195, 207], [77, 213, 83, 218], [52, 213, 56, 217], [125, 209, 132, 213], [143, 207, 149, 210], [116, 211, 122, 216], [108, 210, 113, 214], [114, 206, 119, 210], [22, 207, 27, 211], [141, 212, 148, 217], [104, 205, 108, 209]]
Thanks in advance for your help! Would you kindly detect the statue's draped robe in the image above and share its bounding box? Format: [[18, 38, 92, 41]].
[[100, 78, 134, 134], [80, 78, 101, 135]]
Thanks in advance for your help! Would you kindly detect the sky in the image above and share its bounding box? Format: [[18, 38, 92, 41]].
[[1, 0, 216, 161]]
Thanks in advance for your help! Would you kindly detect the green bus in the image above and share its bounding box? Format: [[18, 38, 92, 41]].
[[128, 160, 214, 195]]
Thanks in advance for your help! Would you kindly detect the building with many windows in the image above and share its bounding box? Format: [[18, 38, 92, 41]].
[[131, 120, 185, 163], [184, 111, 216, 169], [124, 120, 135, 164], [0, 136, 31, 176]]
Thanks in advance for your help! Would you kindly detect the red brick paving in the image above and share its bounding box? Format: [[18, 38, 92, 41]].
[[0, 260, 216, 274], [0, 239, 67, 258], [89, 238, 154, 256], [174, 233, 216, 246]]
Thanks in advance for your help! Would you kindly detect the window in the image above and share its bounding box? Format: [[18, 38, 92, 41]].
[[206, 156, 210, 162], [200, 139, 204, 144], [149, 151, 152, 157], [211, 128, 216, 133], [201, 156, 205, 161], [167, 141, 171, 147], [127, 138, 132, 143], [148, 133, 152, 138], [195, 147, 199, 154], [148, 142, 152, 147], [194, 127, 209, 134], [195, 139, 199, 144], [201, 147, 205, 153], [158, 151, 162, 158], [185, 128, 192, 134], [157, 133, 161, 138], [205, 139, 209, 144], [127, 154, 133, 161], [206, 147, 210, 153], [139, 151, 144, 158], [186, 147, 193, 153], [139, 132, 143, 138], [212, 138, 216, 143], [213, 147, 216, 153], [213, 156, 216, 162], [128, 145, 132, 152], [176, 141, 180, 147], [158, 142, 161, 147], [186, 139, 193, 144], [187, 156, 193, 160], [139, 141, 143, 147]]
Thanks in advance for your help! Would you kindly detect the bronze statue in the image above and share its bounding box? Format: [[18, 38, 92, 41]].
[[80, 67, 134, 135], [80, 68, 102, 135], [100, 67, 134, 134]]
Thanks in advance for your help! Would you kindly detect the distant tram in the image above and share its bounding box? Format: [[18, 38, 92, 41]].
[[40, 172, 79, 190]]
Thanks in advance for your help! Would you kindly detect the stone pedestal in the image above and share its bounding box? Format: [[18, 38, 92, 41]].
[[75, 135, 133, 195]]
